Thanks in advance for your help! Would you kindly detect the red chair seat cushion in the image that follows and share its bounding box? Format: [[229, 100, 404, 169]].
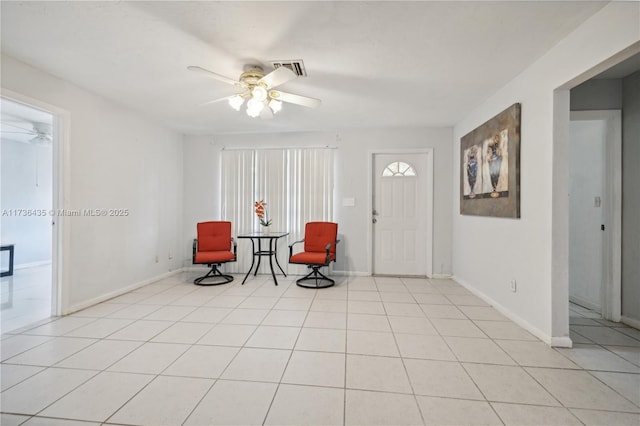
[[195, 251, 235, 264], [290, 252, 334, 265]]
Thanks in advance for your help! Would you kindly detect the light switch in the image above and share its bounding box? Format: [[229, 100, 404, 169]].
[[595, 196, 601, 207], [343, 197, 355, 207]]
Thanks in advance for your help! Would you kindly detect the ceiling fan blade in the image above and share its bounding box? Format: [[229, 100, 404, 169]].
[[187, 66, 245, 87], [198, 95, 236, 107], [1, 122, 36, 133], [270, 90, 321, 109], [2, 130, 36, 134], [259, 66, 297, 89], [260, 105, 274, 120]]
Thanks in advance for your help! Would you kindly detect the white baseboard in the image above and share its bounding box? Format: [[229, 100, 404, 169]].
[[621, 315, 640, 330], [332, 270, 371, 277], [452, 275, 555, 346], [14, 260, 52, 270], [550, 336, 573, 348], [182, 265, 212, 272], [64, 269, 184, 315], [430, 273, 453, 279], [330, 271, 452, 279], [569, 295, 601, 313]]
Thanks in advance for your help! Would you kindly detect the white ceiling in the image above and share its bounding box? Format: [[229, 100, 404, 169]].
[[1, 1, 608, 135]]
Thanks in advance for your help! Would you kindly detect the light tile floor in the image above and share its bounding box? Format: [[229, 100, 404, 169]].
[[1, 265, 52, 333], [1, 274, 639, 425]]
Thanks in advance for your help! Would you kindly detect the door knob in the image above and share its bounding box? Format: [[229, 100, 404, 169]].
[[372, 218, 377, 224]]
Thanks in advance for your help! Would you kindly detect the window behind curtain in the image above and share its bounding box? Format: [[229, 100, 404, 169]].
[[221, 148, 334, 274]]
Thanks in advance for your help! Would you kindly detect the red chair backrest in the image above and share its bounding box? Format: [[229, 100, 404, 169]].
[[304, 222, 338, 255], [197, 221, 232, 252]]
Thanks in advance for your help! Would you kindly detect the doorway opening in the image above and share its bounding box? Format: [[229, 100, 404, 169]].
[[1, 97, 55, 332], [568, 110, 621, 321], [552, 44, 639, 346]]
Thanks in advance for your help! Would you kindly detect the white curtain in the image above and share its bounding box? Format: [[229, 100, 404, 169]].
[[221, 147, 334, 275]]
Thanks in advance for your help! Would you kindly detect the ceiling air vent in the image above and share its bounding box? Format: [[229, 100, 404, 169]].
[[270, 59, 307, 77]]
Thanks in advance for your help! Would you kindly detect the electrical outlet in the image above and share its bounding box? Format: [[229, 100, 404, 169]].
[[510, 280, 517, 292], [168, 252, 173, 260], [155, 255, 159, 263]]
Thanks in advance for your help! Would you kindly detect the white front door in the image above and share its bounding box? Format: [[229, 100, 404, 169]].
[[372, 153, 428, 276]]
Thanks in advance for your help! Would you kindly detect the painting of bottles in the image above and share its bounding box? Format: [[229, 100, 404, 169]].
[[482, 129, 509, 198], [460, 103, 520, 218]]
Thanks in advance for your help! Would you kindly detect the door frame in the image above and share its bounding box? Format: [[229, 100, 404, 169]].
[[569, 110, 622, 322], [367, 148, 434, 277], [1, 88, 70, 317], [551, 43, 638, 346]]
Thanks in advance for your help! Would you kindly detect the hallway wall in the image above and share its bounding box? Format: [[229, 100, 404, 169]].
[[1, 55, 185, 313], [621, 70, 640, 326], [1, 139, 52, 266], [452, 2, 640, 344]]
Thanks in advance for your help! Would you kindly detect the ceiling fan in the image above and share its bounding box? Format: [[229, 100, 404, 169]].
[[187, 64, 321, 119], [1, 121, 52, 145]]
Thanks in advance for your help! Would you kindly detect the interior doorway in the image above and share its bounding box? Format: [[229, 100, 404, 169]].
[[568, 110, 622, 321], [370, 150, 433, 277], [1, 97, 55, 332]]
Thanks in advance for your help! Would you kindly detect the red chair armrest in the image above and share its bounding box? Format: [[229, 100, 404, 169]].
[[289, 239, 305, 259], [324, 239, 340, 263], [192, 238, 198, 263]]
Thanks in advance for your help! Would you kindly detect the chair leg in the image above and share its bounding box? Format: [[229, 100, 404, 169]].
[[296, 265, 335, 289], [194, 264, 234, 286]]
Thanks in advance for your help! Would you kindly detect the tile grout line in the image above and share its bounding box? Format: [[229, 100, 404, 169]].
[[3, 273, 640, 425], [391, 276, 428, 425], [257, 276, 315, 426]]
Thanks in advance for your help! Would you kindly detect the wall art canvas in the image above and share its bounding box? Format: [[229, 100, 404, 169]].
[[460, 103, 520, 218]]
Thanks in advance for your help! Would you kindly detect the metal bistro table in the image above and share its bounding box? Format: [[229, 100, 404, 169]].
[[1, 244, 15, 277], [237, 232, 289, 285]]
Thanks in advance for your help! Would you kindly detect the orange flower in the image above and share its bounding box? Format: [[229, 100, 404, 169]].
[[254, 200, 272, 226]]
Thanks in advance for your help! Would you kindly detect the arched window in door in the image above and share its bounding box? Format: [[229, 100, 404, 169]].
[[382, 161, 416, 177]]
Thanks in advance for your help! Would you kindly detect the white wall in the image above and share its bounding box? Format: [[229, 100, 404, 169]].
[[1, 55, 184, 313], [182, 135, 220, 263], [183, 127, 453, 276], [1, 140, 53, 266], [452, 2, 640, 344], [571, 79, 622, 111]]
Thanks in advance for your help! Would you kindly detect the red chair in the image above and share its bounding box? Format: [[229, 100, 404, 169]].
[[192, 221, 236, 285], [289, 222, 340, 288]]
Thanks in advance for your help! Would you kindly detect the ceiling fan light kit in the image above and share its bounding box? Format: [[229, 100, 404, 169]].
[[228, 94, 245, 111], [251, 85, 268, 102], [30, 134, 52, 146], [268, 99, 282, 113], [246, 98, 265, 118], [188, 62, 321, 119]]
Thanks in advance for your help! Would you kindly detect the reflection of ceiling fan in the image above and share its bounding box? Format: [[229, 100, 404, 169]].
[[187, 64, 321, 119], [1, 121, 52, 145]]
